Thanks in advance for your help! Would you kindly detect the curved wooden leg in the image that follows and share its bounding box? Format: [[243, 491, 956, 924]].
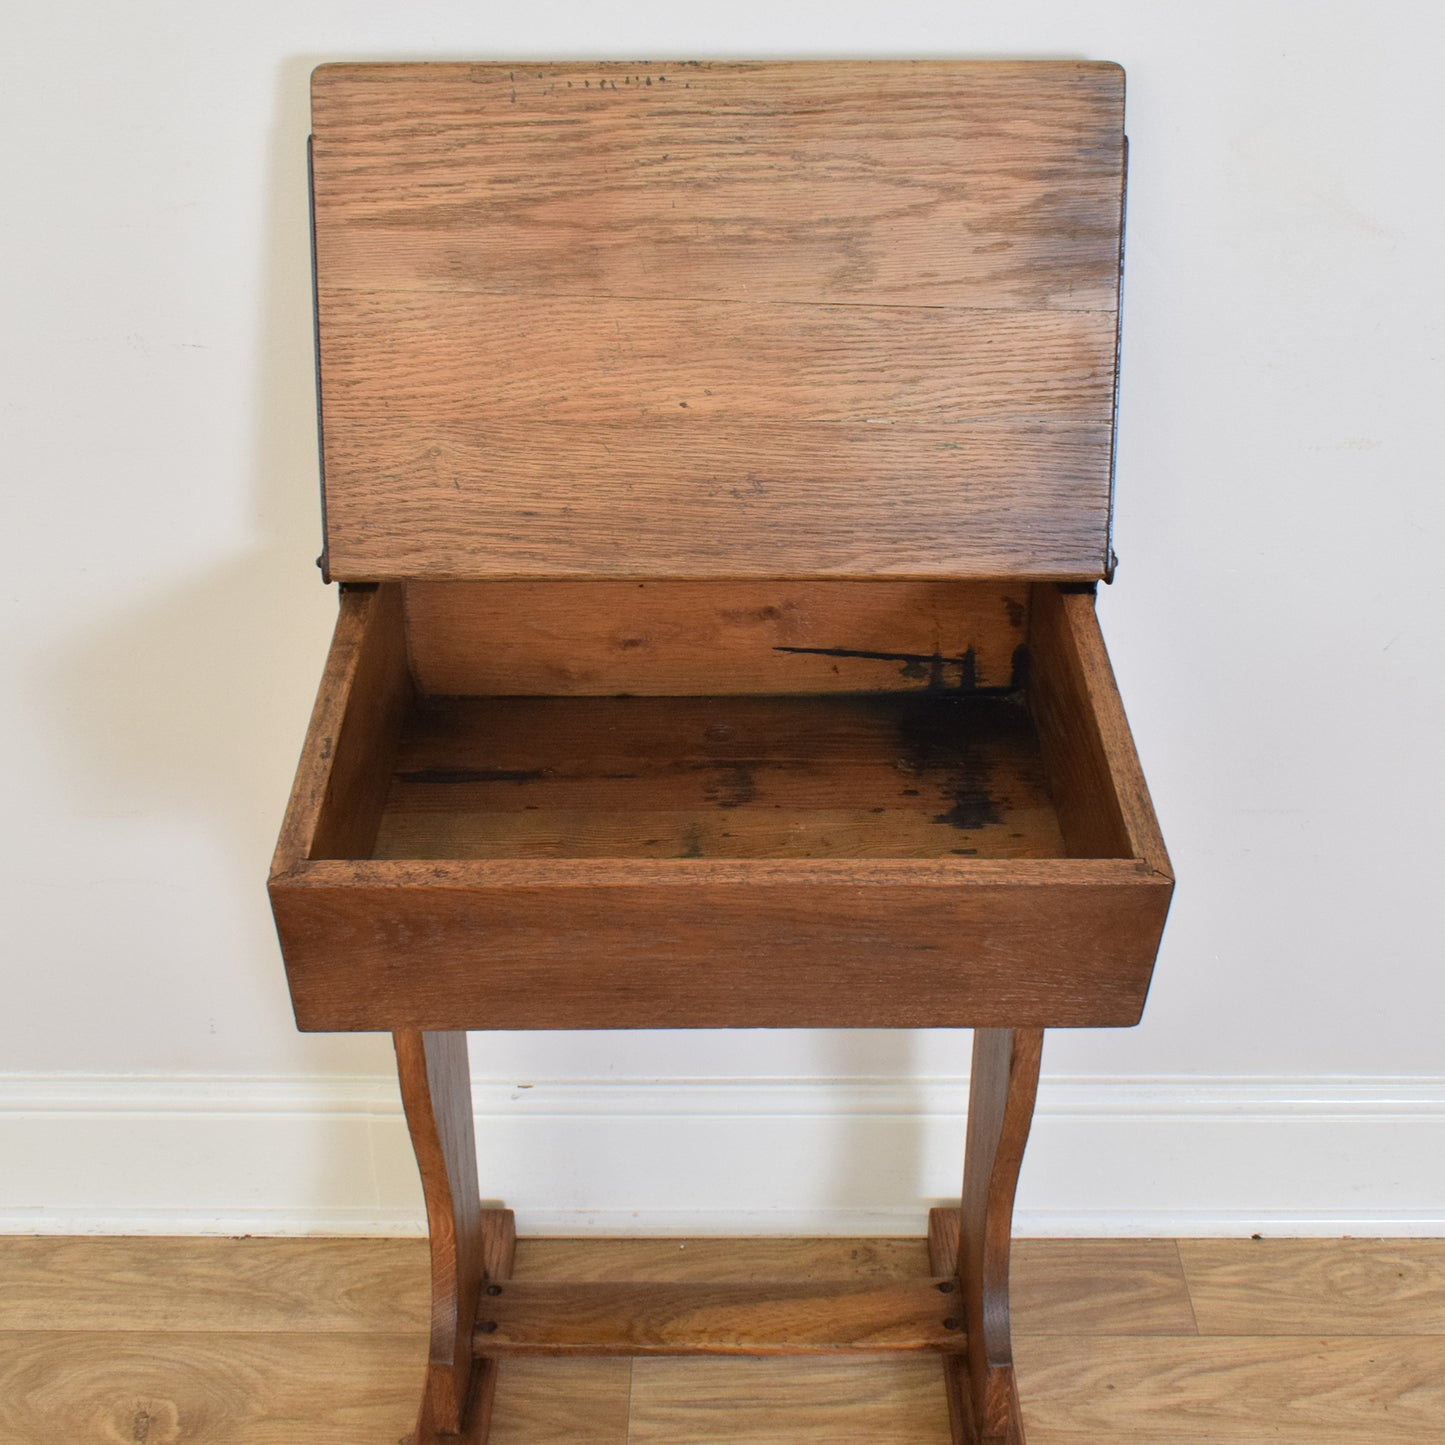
[[396, 1030, 515, 1444], [931, 1027, 1044, 1445]]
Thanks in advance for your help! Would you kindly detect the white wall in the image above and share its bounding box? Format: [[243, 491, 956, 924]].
[[4, 1, 1443, 1235]]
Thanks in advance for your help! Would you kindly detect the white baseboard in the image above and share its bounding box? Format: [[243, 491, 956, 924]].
[[4, 1073, 1444, 1237]]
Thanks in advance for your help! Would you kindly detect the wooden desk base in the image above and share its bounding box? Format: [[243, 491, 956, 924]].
[[396, 1027, 1042, 1445]]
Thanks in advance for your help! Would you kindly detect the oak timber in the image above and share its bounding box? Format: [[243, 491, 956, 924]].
[[271, 857, 1168, 1031], [311, 64, 1124, 311], [394, 1032, 510, 1440], [1028, 587, 1169, 866], [942, 1032, 1045, 1445], [273, 584, 410, 865], [269, 583, 1171, 1034], [372, 691, 1065, 862], [402, 579, 1029, 697], [471, 1279, 968, 1356], [309, 62, 1126, 581]]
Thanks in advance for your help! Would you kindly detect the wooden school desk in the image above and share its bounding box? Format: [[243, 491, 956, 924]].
[[270, 61, 1172, 1444]]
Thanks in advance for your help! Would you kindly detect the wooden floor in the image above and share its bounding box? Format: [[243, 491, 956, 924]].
[[2, 1234, 1443, 1442]]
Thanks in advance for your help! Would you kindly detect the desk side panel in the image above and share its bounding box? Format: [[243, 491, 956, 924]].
[[1030, 585, 1171, 871], [271, 584, 412, 869]]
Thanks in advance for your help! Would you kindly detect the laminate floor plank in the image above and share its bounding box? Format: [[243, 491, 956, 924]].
[[628, 1355, 953, 1444], [1014, 1239, 1197, 1337], [0, 1330, 423, 1445], [1178, 1238, 1445, 1336], [487, 1359, 633, 1445], [1015, 1334, 1445, 1443], [0, 1236, 428, 1333]]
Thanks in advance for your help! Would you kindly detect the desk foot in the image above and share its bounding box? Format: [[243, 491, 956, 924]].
[[396, 1031, 514, 1444], [931, 1026, 1043, 1445]]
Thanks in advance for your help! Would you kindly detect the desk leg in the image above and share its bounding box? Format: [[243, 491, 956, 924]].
[[396, 1030, 515, 1444], [935, 1027, 1044, 1445]]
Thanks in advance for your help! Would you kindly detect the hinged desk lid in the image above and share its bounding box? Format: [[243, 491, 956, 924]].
[[310, 61, 1125, 581]]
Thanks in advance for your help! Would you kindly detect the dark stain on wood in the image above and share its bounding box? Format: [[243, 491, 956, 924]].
[[1010, 644, 1031, 692], [773, 645, 978, 691], [399, 767, 552, 785], [934, 757, 1001, 831], [889, 693, 1033, 833]]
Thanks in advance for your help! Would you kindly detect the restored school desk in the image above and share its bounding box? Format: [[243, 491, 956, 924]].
[[269, 61, 1173, 1444]]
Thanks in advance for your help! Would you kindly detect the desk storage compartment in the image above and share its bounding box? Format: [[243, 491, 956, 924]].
[[270, 578, 1171, 1032]]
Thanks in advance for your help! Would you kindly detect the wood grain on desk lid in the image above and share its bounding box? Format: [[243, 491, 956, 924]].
[[310, 62, 1126, 581]]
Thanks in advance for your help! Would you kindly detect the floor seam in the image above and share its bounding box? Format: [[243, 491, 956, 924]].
[[1174, 1237, 1203, 1336]]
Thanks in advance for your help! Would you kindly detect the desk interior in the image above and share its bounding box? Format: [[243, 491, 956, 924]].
[[371, 691, 1066, 861], [295, 580, 1143, 868]]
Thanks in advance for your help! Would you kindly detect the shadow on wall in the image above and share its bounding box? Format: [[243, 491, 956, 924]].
[[38, 51, 952, 1227], [38, 55, 396, 1095]]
